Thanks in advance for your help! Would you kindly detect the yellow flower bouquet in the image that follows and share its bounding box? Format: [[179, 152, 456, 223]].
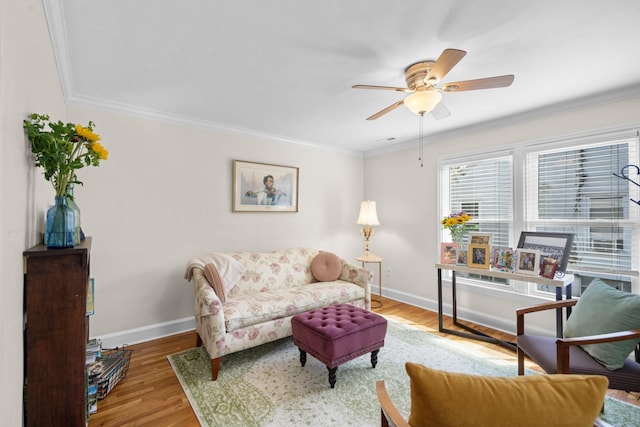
[[23, 113, 108, 247], [23, 113, 108, 197], [441, 211, 473, 243]]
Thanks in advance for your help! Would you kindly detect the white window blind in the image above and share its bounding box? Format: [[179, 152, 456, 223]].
[[439, 129, 639, 295], [524, 136, 639, 276], [441, 155, 513, 248]]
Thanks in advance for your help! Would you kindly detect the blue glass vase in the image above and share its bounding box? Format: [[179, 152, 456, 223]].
[[65, 184, 82, 245], [45, 196, 75, 248]]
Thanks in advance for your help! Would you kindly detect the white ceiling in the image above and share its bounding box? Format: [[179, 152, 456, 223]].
[[43, 0, 640, 153]]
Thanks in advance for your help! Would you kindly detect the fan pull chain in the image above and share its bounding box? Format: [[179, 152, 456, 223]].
[[418, 113, 424, 167]]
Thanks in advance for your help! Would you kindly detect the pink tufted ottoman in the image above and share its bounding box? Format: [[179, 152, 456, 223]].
[[291, 304, 388, 388]]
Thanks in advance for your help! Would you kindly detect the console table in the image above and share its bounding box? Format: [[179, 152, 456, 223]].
[[436, 263, 575, 351]]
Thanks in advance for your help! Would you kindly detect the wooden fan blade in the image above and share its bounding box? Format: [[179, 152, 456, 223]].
[[442, 75, 514, 92], [353, 84, 412, 93], [431, 101, 450, 120], [425, 49, 467, 83], [366, 99, 405, 120]]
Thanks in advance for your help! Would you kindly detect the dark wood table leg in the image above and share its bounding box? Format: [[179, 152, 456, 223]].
[[327, 366, 337, 388], [370, 349, 380, 368], [299, 348, 307, 367]]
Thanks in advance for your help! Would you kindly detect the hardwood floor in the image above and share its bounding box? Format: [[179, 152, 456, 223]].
[[88, 296, 639, 426]]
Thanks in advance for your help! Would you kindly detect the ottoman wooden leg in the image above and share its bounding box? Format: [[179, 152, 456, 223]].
[[327, 366, 338, 388], [371, 349, 380, 368], [299, 348, 307, 367]]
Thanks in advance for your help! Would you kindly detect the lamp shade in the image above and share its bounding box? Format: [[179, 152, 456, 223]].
[[357, 200, 380, 226], [404, 90, 442, 115]]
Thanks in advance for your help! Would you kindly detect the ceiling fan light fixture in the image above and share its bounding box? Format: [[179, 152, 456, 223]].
[[404, 90, 443, 115]]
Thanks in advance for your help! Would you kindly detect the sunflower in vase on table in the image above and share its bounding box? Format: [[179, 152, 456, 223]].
[[23, 113, 109, 197], [23, 113, 109, 247], [441, 211, 475, 245]]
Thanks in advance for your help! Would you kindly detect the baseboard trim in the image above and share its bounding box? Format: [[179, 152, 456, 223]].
[[381, 288, 550, 337], [96, 316, 195, 349], [96, 288, 551, 348]]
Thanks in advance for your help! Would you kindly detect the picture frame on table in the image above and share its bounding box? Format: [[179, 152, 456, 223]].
[[232, 160, 299, 212], [516, 231, 574, 273], [468, 233, 492, 246], [468, 244, 491, 269], [515, 249, 541, 275], [440, 242, 460, 265], [539, 257, 559, 279], [456, 249, 468, 266], [492, 246, 515, 272]]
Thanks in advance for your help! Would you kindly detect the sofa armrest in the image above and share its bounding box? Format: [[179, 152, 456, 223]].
[[192, 268, 225, 319], [339, 260, 373, 287], [338, 260, 372, 309]]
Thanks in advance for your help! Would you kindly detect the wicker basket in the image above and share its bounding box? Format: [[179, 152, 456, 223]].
[[94, 347, 133, 399]]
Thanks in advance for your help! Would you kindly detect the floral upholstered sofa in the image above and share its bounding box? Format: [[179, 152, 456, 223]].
[[184, 247, 372, 380]]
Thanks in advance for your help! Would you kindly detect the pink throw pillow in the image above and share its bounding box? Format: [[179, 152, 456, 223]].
[[311, 252, 342, 282]]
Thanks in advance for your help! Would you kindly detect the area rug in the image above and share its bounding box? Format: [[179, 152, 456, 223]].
[[168, 320, 640, 426]]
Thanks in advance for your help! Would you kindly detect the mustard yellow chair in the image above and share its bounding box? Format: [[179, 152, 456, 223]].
[[377, 363, 610, 427]]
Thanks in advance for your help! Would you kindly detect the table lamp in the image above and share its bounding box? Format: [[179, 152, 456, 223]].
[[357, 200, 380, 258]]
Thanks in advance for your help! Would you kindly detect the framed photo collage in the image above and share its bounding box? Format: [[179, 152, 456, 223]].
[[440, 231, 574, 279]]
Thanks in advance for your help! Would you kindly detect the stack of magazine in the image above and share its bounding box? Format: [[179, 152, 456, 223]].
[[86, 338, 102, 416]]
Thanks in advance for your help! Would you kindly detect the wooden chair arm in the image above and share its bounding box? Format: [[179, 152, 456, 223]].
[[376, 380, 410, 427], [516, 299, 578, 335], [516, 299, 578, 316], [558, 329, 640, 347], [555, 329, 640, 373]]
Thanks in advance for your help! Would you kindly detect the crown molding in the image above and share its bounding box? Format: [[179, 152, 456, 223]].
[[365, 84, 640, 158]]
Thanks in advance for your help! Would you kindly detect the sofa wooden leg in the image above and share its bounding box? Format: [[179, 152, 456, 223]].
[[211, 357, 221, 381]]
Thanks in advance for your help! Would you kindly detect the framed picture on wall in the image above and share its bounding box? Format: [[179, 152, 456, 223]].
[[440, 242, 460, 265], [468, 244, 491, 269], [232, 160, 299, 212]]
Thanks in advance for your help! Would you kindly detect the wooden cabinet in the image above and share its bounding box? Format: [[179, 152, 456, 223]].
[[23, 238, 91, 427]]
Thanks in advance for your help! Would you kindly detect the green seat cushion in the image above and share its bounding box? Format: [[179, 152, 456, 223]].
[[564, 278, 640, 370]]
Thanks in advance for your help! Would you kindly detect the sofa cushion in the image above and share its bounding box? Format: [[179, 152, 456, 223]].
[[564, 278, 640, 370], [405, 363, 608, 427], [227, 248, 319, 297], [223, 281, 366, 330], [310, 251, 342, 282]]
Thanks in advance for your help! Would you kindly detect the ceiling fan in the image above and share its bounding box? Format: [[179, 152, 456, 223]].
[[352, 48, 514, 121]]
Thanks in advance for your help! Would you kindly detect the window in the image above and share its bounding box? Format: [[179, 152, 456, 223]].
[[440, 154, 513, 285], [441, 154, 513, 248], [440, 130, 639, 296]]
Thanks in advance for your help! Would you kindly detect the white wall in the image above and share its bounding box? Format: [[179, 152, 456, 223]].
[[1, 1, 67, 425], [64, 105, 365, 339], [1, 2, 364, 425], [364, 94, 640, 335], [4, 3, 640, 426]]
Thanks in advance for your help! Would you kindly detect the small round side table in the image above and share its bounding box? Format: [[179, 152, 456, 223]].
[[357, 254, 383, 309]]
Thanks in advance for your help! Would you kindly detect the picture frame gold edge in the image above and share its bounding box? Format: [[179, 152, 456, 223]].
[[467, 243, 491, 269], [232, 159, 299, 213]]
